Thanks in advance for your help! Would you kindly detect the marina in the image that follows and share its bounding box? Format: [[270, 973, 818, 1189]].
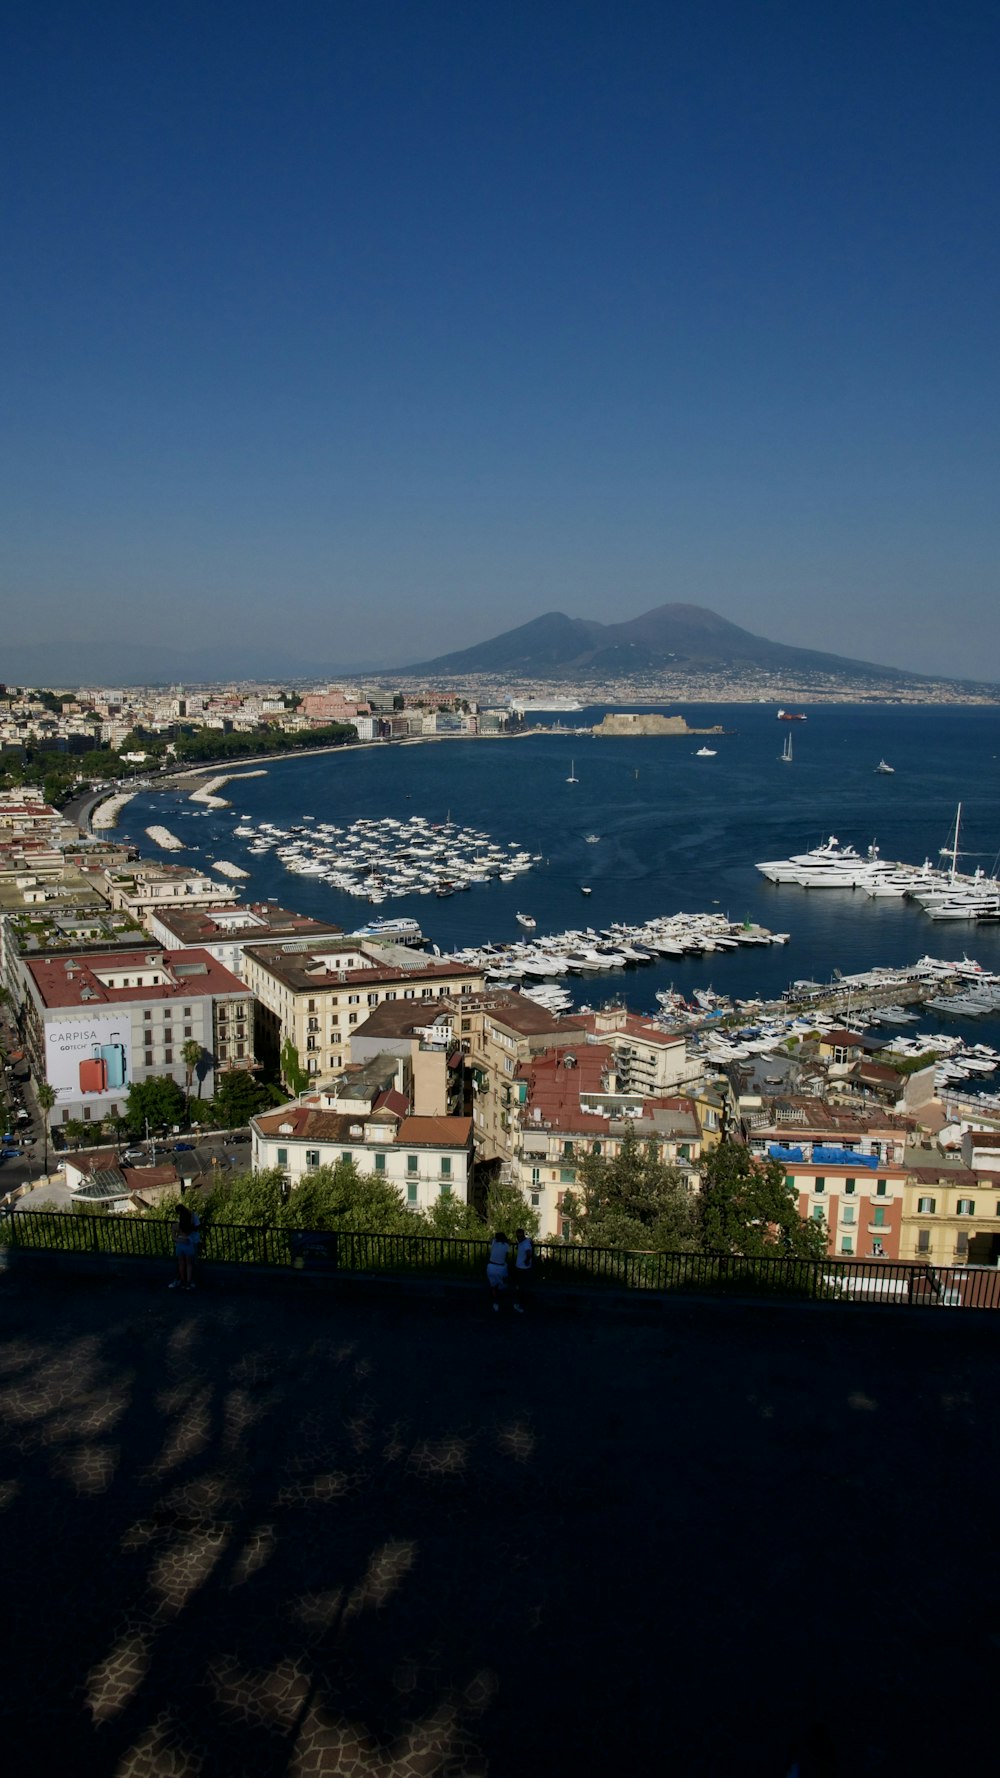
[[108, 702, 1000, 1054], [222, 812, 540, 903]]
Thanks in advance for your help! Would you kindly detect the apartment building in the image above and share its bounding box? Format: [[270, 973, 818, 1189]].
[[251, 1052, 474, 1210], [242, 938, 485, 1084], [902, 1134, 1000, 1266], [146, 902, 342, 981], [348, 998, 468, 1119], [746, 1099, 912, 1260], [512, 1042, 707, 1238], [103, 863, 239, 927], [22, 946, 255, 1129]]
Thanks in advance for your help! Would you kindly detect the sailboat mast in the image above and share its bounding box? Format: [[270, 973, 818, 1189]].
[[951, 802, 961, 886]]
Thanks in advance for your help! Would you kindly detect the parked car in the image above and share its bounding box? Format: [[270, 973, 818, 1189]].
[[173, 1141, 195, 1152], [122, 1146, 148, 1163]]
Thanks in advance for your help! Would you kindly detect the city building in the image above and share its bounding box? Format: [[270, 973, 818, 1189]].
[[746, 1099, 912, 1259], [251, 1053, 474, 1209], [145, 902, 342, 980], [512, 1041, 707, 1237], [241, 938, 485, 1084], [21, 946, 255, 1129]]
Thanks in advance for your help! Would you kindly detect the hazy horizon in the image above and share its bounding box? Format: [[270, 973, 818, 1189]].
[[4, 3, 998, 683]]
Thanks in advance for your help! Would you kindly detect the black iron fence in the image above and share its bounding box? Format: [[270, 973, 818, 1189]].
[[4, 1209, 998, 1305]]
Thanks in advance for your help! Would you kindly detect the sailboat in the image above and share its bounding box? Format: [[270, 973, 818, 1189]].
[[780, 733, 793, 763], [566, 760, 579, 783]]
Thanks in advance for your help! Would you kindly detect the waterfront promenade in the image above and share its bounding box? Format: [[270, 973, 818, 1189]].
[[2, 1271, 998, 1777]]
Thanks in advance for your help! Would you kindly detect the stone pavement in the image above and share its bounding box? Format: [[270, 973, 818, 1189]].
[[1, 1273, 998, 1778]]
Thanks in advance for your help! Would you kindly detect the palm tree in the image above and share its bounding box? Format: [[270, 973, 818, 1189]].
[[36, 1082, 56, 1177], [181, 1040, 202, 1124]]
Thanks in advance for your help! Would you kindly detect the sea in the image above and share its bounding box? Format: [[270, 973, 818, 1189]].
[[115, 702, 1000, 1062]]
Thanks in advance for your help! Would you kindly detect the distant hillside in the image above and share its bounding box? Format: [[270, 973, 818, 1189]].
[[397, 602, 930, 683]]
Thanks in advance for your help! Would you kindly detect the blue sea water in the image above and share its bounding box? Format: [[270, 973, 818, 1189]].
[[117, 702, 1000, 1042]]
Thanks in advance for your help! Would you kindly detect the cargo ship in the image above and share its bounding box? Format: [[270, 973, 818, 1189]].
[[777, 709, 807, 721]]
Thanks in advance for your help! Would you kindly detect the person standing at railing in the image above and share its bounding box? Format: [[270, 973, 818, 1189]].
[[486, 1231, 510, 1313], [513, 1228, 534, 1313], [169, 1204, 197, 1292]]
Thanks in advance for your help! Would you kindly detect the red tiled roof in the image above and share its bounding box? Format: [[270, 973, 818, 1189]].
[[26, 948, 246, 1007]]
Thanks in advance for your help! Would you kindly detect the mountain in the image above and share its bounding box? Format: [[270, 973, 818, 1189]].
[[396, 602, 932, 682]]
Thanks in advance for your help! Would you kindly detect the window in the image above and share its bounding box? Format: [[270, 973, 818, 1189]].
[[917, 1197, 936, 1214], [440, 1156, 451, 1178], [440, 1182, 452, 1198], [329, 1015, 339, 1027], [840, 1237, 853, 1254], [277, 1147, 288, 1165], [407, 1181, 418, 1204], [531, 1167, 540, 1185], [957, 1199, 975, 1216], [461, 1019, 471, 1032], [814, 1177, 825, 1193], [144, 1009, 152, 1023], [844, 1178, 855, 1194], [308, 999, 316, 1013], [873, 1207, 886, 1227], [592, 1141, 602, 1157], [183, 1006, 191, 1016], [842, 1206, 855, 1224], [218, 1044, 228, 1060], [164, 1049, 173, 1065], [561, 1221, 571, 1242], [876, 1180, 887, 1197], [348, 994, 359, 1005], [956, 1231, 969, 1257], [917, 1229, 931, 1253], [348, 1013, 357, 1025], [367, 993, 379, 1007], [341, 1152, 351, 1165], [83, 1106, 91, 1121], [145, 1051, 153, 1067], [305, 1150, 320, 1168], [407, 1154, 418, 1175], [374, 1153, 385, 1173], [183, 1026, 192, 1039], [560, 1168, 576, 1184], [563, 1141, 574, 1158], [812, 1206, 824, 1221], [504, 1057, 514, 1074]]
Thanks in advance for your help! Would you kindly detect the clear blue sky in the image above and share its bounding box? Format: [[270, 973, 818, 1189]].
[[3, 0, 998, 680]]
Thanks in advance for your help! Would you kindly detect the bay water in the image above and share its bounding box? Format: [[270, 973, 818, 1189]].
[[118, 702, 1000, 1048]]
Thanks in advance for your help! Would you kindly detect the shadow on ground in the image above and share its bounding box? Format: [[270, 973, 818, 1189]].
[[1, 1274, 997, 1777]]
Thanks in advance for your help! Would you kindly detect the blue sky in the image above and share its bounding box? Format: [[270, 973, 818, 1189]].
[[4, 1, 999, 681]]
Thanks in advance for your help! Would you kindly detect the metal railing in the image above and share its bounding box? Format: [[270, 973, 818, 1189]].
[[4, 1210, 1000, 1305]]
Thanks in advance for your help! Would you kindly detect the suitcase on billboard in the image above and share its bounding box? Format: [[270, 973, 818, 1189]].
[[79, 1054, 107, 1093], [100, 1035, 127, 1090]]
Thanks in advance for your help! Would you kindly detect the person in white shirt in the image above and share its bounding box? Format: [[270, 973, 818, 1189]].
[[513, 1228, 534, 1313], [486, 1231, 510, 1312]]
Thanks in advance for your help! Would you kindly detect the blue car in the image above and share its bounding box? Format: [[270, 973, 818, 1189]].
[[173, 1141, 195, 1152]]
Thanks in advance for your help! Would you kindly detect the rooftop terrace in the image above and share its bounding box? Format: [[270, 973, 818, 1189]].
[[1, 1272, 996, 1776]]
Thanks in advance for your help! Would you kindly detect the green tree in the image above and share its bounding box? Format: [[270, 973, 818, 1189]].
[[213, 1068, 265, 1129], [125, 1074, 186, 1134], [35, 1081, 56, 1175], [698, 1140, 828, 1260], [63, 1117, 87, 1150], [482, 1178, 540, 1240], [561, 1125, 699, 1251], [181, 1038, 203, 1115], [280, 1038, 309, 1096]]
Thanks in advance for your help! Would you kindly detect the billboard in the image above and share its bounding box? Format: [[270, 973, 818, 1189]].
[[45, 1015, 133, 1104]]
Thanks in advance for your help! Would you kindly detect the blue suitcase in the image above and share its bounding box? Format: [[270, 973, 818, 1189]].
[[100, 1034, 127, 1091]]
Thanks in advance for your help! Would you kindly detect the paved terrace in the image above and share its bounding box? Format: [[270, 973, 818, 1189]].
[[1, 1275, 997, 1778]]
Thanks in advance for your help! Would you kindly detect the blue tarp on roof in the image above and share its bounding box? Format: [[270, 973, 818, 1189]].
[[812, 1145, 879, 1170], [768, 1144, 804, 1163]]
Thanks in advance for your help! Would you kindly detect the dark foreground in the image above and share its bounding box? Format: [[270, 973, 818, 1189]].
[[1, 1274, 997, 1777]]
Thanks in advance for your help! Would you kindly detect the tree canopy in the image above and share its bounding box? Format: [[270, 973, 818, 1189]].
[[698, 1140, 827, 1259], [560, 1126, 700, 1252], [125, 1074, 186, 1133]]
